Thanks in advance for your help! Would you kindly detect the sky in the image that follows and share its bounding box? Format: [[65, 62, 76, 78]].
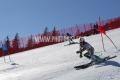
[[0, 0, 120, 41]]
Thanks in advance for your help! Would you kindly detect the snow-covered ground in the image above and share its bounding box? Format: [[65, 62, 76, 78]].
[[0, 28, 120, 80]]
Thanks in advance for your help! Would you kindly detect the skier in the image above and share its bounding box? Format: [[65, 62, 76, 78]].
[[66, 33, 74, 44], [2, 41, 12, 62], [93, 23, 99, 35], [74, 37, 117, 69], [76, 37, 101, 63]]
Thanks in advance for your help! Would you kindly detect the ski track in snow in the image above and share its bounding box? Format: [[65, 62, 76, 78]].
[[0, 28, 120, 80]]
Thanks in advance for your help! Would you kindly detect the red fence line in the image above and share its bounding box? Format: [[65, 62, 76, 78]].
[[0, 17, 120, 57]]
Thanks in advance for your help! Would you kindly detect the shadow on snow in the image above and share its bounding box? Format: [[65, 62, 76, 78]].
[[96, 60, 120, 68]]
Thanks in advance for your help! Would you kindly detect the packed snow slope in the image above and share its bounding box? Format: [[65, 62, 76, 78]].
[[0, 28, 120, 80]]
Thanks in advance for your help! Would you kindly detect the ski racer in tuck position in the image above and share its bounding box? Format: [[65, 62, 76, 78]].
[[66, 33, 74, 44], [76, 37, 101, 63]]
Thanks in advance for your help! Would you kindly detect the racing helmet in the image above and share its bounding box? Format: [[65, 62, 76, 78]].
[[79, 37, 85, 42]]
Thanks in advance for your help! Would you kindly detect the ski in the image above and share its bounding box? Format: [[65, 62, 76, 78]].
[[4, 61, 19, 65], [74, 55, 117, 70], [4, 58, 19, 66], [64, 42, 78, 46]]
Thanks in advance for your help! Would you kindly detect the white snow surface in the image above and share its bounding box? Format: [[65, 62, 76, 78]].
[[0, 28, 120, 80]]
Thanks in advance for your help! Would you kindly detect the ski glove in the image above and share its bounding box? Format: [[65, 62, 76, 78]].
[[76, 51, 80, 54]]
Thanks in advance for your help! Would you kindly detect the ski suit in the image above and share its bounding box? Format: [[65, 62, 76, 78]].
[[66, 33, 74, 44], [80, 42, 97, 61]]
